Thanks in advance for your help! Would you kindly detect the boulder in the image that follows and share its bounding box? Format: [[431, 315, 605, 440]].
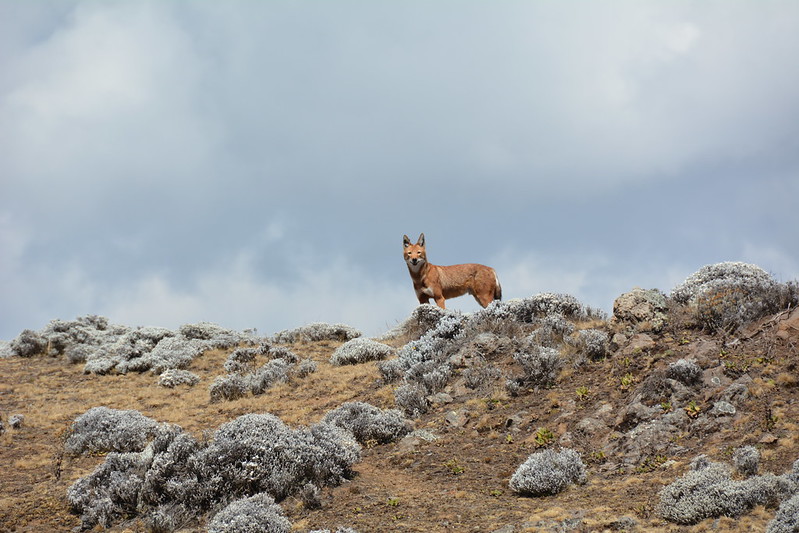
[[612, 288, 668, 333]]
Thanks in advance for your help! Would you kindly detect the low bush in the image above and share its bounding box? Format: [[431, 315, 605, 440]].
[[322, 402, 412, 444], [394, 382, 429, 417], [67, 412, 362, 530], [207, 493, 291, 533], [64, 407, 160, 455], [273, 323, 361, 343], [658, 459, 793, 525], [330, 338, 395, 366], [666, 359, 703, 386], [506, 342, 561, 395], [571, 328, 609, 360], [670, 262, 798, 333], [767, 492, 799, 533], [509, 448, 587, 496], [733, 446, 760, 477], [158, 369, 201, 388], [9, 329, 48, 357]]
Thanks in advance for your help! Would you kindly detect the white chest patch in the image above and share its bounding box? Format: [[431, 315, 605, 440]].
[[421, 286, 435, 297]]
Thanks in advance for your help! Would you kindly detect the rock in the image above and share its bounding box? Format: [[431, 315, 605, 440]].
[[612, 288, 668, 333], [776, 307, 799, 341], [615, 402, 660, 431], [759, 433, 778, 444], [721, 377, 752, 405], [575, 417, 609, 437], [711, 401, 736, 417], [445, 409, 469, 428], [620, 334, 656, 357], [429, 392, 453, 405], [8, 414, 24, 429], [686, 338, 720, 367]]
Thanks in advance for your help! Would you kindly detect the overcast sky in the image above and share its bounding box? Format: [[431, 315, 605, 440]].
[[2, 1, 798, 340]]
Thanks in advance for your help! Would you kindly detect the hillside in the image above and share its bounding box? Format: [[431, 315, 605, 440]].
[[1, 262, 798, 532]]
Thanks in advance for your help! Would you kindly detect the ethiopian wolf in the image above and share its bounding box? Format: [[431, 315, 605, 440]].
[[403, 233, 502, 309]]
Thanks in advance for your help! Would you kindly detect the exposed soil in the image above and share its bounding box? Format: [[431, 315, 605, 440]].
[[1, 308, 798, 532]]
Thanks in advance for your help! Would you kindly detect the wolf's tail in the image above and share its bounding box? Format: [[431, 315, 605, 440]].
[[494, 272, 502, 301]]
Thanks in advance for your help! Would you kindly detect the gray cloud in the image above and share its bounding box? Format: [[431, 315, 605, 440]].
[[1, 1, 798, 338]]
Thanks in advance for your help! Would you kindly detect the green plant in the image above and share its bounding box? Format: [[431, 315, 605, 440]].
[[620, 373, 635, 391], [685, 400, 701, 418], [385, 497, 400, 507], [533, 427, 556, 448], [444, 459, 465, 475], [589, 450, 607, 464], [660, 401, 673, 412], [489, 489, 503, 497], [575, 386, 590, 401], [636, 455, 668, 473]]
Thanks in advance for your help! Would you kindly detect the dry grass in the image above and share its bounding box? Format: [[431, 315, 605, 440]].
[[1, 310, 798, 532]]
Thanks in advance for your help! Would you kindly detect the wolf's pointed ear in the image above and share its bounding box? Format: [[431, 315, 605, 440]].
[[403, 235, 411, 247], [417, 233, 425, 246]]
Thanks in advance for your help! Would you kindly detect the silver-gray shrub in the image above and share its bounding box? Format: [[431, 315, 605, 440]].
[[273, 322, 361, 343], [658, 460, 793, 525], [189, 414, 360, 503], [670, 262, 798, 332], [249, 359, 291, 395], [158, 369, 200, 388], [68, 413, 362, 530], [322, 402, 412, 444], [767, 492, 799, 533], [571, 328, 609, 360], [126, 336, 203, 374], [209, 374, 250, 403], [506, 341, 562, 395], [330, 338, 395, 366], [207, 493, 291, 533], [733, 446, 760, 477], [394, 382, 430, 417], [381, 314, 464, 404], [509, 448, 587, 496], [503, 293, 606, 323], [64, 407, 160, 455], [67, 449, 149, 529], [9, 329, 49, 357], [380, 303, 457, 340], [294, 358, 318, 378], [666, 359, 703, 386]]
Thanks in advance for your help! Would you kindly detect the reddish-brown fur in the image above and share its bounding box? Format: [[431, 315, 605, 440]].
[[403, 233, 502, 309]]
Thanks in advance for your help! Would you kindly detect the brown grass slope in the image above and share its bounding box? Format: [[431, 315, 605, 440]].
[[1, 300, 798, 532]]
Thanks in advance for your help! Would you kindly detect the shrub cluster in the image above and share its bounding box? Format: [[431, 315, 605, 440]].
[[64, 407, 161, 455], [768, 492, 799, 533], [158, 369, 201, 388], [380, 314, 464, 416], [330, 338, 395, 366], [321, 402, 412, 444], [207, 493, 291, 533], [658, 456, 796, 525], [506, 341, 561, 396], [570, 328, 609, 360], [273, 322, 361, 343], [670, 262, 798, 332], [6, 316, 262, 375], [509, 448, 587, 496], [67, 411, 361, 530], [210, 344, 306, 403], [377, 294, 602, 415]]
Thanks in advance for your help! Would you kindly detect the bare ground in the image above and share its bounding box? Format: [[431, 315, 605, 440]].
[[1, 309, 798, 532]]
